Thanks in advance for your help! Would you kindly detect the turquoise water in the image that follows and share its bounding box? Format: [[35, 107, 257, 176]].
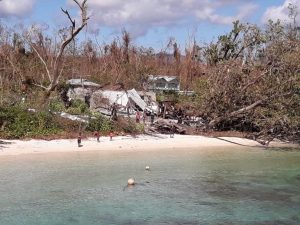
[[0, 147, 299, 225]]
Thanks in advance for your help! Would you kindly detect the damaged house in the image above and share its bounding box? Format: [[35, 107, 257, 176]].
[[66, 78, 157, 117], [66, 78, 101, 106], [148, 75, 180, 92], [90, 89, 149, 116]]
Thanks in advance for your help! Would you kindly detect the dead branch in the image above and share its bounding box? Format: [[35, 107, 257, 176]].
[[29, 44, 52, 82], [230, 100, 263, 117], [32, 83, 47, 90], [47, 0, 89, 95], [61, 8, 75, 33], [241, 70, 268, 93]]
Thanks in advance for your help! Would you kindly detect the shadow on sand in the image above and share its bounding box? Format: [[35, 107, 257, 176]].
[[215, 137, 267, 148]]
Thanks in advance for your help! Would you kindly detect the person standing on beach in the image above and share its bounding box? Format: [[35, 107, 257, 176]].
[[110, 131, 113, 141], [77, 133, 82, 147], [142, 110, 147, 124], [136, 111, 141, 123], [94, 131, 100, 142], [150, 112, 155, 125], [170, 125, 175, 138]]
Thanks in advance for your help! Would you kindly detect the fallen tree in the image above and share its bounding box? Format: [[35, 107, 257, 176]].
[[200, 18, 300, 143]]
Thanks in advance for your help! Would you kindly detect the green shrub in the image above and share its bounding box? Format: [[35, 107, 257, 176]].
[[114, 117, 144, 134], [157, 91, 180, 103], [87, 115, 144, 134], [66, 99, 90, 115], [136, 123, 145, 133], [53, 116, 81, 133], [86, 115, 112, 133], [0, 106, 61, 139], [49, 98, 65, 112]]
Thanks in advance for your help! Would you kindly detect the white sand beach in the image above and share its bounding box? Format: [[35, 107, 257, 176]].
[[0, 135, 297, 156]]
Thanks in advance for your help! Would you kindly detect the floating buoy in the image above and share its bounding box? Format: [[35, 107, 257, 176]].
[[145, 166, 150, 171], [127, 178, 135, 185]]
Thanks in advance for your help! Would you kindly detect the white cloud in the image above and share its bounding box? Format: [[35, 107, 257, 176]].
[[262, 0, 300, 24], [68, 0, 258, 37], [0, 0, 36, 18], [196, 2, 258, 25]]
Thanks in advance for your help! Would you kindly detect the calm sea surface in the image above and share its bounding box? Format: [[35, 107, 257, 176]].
[[0, 146, 299, 225]]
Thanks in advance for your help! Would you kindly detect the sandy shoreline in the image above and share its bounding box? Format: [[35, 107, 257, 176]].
[[0, 135, 298, 156]]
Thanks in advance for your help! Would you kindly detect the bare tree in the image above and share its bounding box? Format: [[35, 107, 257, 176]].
[[27, 0, 89, 98]]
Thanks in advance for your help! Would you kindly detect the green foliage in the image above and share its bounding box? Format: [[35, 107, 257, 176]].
[[53, 116, 81, 133], [49, 98, 65, 112], [79, 114, 145, 135], [121, 119, 144, 134], [156, 94, 164, 102], [136, 123, 145, 133], [66, 99, 90, 115], [111, 117, 144, 134], [0, 106, 61, 139], [157, 91, 179, 103], [86, 115, 113, 133], [193, 78, 209, 106], [204, 20, 264, 65]]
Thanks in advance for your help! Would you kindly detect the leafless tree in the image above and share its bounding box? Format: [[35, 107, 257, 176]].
[[27, 0, 89, 98]]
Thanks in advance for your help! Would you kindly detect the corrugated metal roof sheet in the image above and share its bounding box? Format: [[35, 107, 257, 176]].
[[94, 89, 147, 110], [67, 79, 100, 87], [100, 90, 129, 107], [127, 89, 147, 110]]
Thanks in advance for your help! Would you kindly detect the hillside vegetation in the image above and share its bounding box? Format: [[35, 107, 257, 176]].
[[0, 6, 299, 142]]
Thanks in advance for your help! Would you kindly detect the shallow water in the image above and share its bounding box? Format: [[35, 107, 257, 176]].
[[0, 147, 299, 225]]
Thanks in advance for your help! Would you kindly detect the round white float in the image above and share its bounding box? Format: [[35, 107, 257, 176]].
[[127, 178, 135, 185], [145, 166, 150, 170]]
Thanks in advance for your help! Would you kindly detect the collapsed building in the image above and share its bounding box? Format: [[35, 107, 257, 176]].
[[66, 79, 158, 117], [66, 78, 101, 107], [90, 89, 152, 116]]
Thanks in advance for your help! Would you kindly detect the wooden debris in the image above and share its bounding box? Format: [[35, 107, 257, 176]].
[[151, 119, 186, 134]]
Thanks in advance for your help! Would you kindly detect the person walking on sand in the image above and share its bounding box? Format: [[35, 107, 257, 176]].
[[94, 131, 100, 142], [110, 131, 113, 141], [170, 125, 175, 138], [77, 132, 82, 147]]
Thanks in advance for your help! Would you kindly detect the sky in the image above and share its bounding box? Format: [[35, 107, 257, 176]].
[[0, 0, 299, 50]]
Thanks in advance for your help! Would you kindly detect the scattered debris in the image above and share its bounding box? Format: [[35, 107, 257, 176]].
[[151, 119, 187, 134], [59, 112, 91, 123]]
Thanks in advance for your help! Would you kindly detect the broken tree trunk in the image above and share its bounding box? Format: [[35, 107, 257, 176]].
[[208, 99, 263, 128], [208, 91, 293, 129]]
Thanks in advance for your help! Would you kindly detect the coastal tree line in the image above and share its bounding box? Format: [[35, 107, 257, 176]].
[[0, 2, 299, 143]]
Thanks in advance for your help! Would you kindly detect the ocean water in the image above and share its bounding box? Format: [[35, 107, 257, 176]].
[[0, 147, 299, 225]]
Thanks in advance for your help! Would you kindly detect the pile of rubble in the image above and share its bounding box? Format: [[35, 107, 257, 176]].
[[148, 119, 187, 135]]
